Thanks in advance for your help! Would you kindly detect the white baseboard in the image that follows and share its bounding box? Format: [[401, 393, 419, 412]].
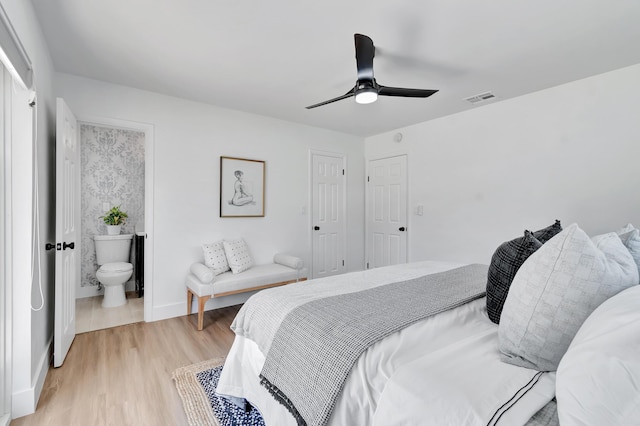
[[76, 279, 136, 299], [150, 291, 253, 322], [11, 338, 51, 419], [1, 414, 10, 426], [76, 285, 101, 299]]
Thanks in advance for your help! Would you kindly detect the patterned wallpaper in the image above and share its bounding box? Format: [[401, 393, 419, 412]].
[[80, 124, 145, 289]]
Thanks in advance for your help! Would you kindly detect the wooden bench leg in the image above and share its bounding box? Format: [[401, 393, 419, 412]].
[[187, 289, 194, 316], [197, 295, 211, 331], [187, 288, 211, 330]]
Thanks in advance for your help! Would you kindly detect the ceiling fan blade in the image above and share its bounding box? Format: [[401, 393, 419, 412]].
[[306, 87, 356, 109], [354, 33, 375, 80], [378, 85, 438, 98], [307, 34, 438, 109]]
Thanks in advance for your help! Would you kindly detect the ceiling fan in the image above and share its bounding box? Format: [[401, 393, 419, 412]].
[[306, 33, 438, 109]]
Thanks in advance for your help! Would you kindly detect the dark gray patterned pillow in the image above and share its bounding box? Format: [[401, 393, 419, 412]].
[[533, 219, 562, 243], [486, 230, 543, 324]]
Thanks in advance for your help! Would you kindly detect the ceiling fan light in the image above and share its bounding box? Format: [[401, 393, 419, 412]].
[[355, 89, 377, 104]]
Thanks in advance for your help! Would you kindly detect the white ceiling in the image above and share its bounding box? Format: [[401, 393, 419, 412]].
[[30, 0, 640, 137]]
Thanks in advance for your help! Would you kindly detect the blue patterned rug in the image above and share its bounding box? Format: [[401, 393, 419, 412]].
[[197, 365, 265, 426], [173, 357, 266, 426]]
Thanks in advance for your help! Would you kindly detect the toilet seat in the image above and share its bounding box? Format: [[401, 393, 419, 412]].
[[98, 262, 133, 273]]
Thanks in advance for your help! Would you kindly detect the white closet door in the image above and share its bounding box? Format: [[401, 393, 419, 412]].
[[367, 155, 408, 269], [311, 153, 346, 279]]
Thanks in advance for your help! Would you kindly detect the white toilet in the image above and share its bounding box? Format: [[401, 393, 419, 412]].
[[94, 234, 134, 308]]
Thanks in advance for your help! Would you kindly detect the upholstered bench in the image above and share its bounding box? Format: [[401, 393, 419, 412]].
[[186, 253, 307, 330]]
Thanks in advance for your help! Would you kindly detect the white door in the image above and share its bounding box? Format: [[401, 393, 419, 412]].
[[54, 98, 80, 367], [367, 155, 408, 269], [311, 153, 346, 278]]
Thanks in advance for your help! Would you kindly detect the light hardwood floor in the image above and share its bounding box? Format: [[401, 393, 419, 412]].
[[76, 293, 144, 334], [11, 304, 242, 426]]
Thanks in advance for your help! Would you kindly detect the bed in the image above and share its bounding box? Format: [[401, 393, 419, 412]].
[[216, 222, 640, 426]]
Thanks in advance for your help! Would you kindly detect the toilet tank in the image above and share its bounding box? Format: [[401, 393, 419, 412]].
[[94, 234, 134, 265]]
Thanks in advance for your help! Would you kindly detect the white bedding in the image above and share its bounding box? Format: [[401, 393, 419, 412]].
[[217, 261, 555, 426]]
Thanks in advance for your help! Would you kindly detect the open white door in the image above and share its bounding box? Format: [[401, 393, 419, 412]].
[[367, 155, 408, 269], [54, 98, 80, 367]]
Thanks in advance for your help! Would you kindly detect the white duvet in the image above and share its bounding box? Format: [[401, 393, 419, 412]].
[[216, 261, 555, 426]]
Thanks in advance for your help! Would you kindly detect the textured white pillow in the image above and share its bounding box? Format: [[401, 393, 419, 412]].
[[202, 241, 230, 275], [499, 223, 639, 371], [556, 285, 640, 425], [618, 226, 640, 281], [223, 239, 254, 274], [617, 223, 636, 234]]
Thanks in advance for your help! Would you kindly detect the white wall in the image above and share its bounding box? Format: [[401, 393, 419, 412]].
[[365, 64, 640, 265], [0, 0, 57, 418], [56, 73, 365, 320]]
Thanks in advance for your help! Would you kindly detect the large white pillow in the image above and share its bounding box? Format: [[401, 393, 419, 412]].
[[202, 241, 230, 275], [499, 223, 639, 371], [556, 285, 640, 425], [617, 224, 640, 280], [223, 239, 254, 274], [617, 223, 635, 234]]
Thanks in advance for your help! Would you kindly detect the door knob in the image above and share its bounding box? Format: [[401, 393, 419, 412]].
[[399, 227, 406, 232], [63, 241, 75, 250], [314, 226, 320, 230]]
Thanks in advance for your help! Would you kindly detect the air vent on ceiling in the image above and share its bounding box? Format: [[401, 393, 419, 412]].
[[464, 91, 496, 104]]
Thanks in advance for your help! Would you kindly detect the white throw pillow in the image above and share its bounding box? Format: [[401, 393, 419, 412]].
[[202, 241, 230, 275], [617, 223, 636, 234], [223, 239, 254, 274], [556, 285, 640, 425], [499, 223, 639, 371], [273, 253, 303, 270], [618, 226, 640, 281]]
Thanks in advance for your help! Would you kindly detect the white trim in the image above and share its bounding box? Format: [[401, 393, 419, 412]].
[[10, 338, 50, 419], [0, 3, 32, 89], [75, 278, 136, 299], [1, 63, 12, 425], [308, 149, 348, 278], [6, 69, 36, 416], [75, 115, 155, 322], [153, 292, 253, 322]]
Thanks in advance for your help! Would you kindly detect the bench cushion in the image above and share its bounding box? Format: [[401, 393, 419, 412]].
[[186, 263, 308, 297]]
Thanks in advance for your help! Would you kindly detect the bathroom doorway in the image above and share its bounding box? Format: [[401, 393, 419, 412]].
[[75, 117, 154, 333]]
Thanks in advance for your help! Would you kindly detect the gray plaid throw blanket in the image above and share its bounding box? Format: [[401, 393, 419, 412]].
[[254, 263, 488, 426]]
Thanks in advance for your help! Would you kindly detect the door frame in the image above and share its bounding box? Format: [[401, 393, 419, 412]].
[[365, 153, 410, 268], [76, 115, 155, 322], [308, 149, 347, 278]]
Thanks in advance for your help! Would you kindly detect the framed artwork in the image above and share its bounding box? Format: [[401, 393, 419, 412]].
[[220, 156, 265, 217]]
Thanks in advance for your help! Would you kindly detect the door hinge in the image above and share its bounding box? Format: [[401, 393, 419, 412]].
[[342, 260, 345, 267], [367, 176, 370, 182], [342, 169, 345, 175], [366, 262, 369, 269]]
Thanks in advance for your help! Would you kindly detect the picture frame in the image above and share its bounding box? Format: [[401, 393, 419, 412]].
[[220, 156, 265, 217]]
